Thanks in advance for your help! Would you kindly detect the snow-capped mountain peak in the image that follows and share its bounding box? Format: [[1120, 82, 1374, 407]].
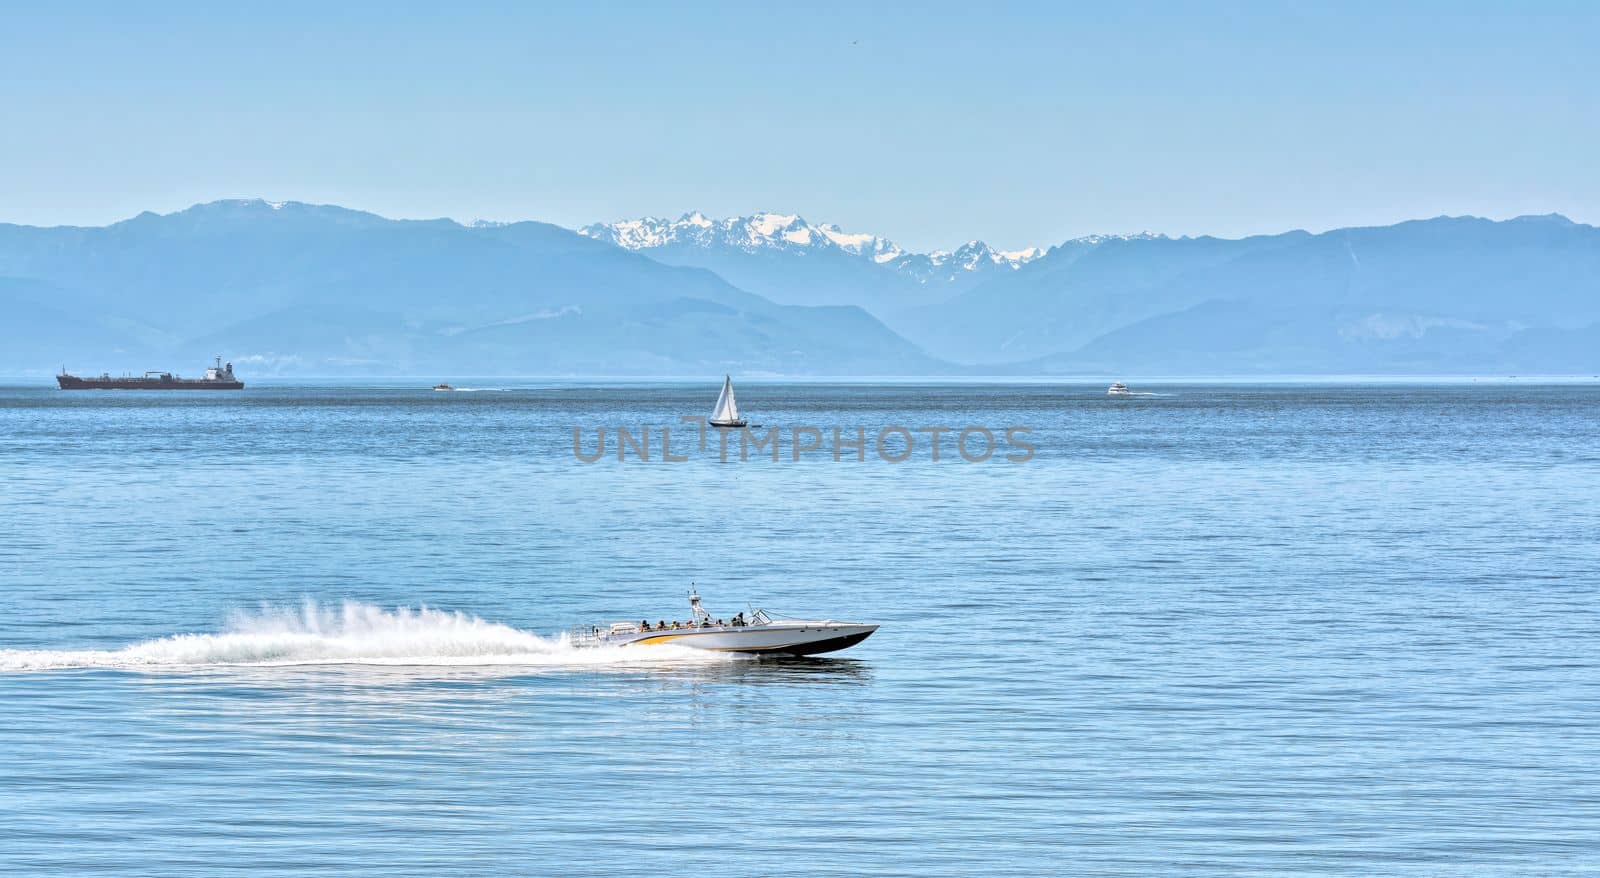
[[997, 246, 1044, 262], [578, 212, 1041, 284], [816, 223, 904, 263], [1066, 231, 1167, 246]]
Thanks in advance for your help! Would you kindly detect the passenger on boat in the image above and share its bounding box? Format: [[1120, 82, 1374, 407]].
[[641, 620, 651, 631], [658, 620, 666, 630]]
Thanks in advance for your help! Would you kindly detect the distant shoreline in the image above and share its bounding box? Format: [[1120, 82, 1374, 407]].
[[4, 374, 1600, 386]]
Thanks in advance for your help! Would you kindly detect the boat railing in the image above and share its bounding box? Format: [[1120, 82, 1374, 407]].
[[570, 603, 781, 647], [569, 621, 643, 647]]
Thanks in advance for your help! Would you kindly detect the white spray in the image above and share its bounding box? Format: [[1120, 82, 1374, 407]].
[[0, 599, 724, 672]]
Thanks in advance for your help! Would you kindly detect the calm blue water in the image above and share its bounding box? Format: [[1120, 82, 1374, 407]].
[[2, 381, 1599, 876]]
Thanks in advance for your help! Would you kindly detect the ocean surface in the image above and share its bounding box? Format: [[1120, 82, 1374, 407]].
[[2, 381, 1598, 876]]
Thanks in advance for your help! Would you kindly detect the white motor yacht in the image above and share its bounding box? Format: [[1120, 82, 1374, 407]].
[[571, 588, 877, 656], [1107, 382, 1131, 395]]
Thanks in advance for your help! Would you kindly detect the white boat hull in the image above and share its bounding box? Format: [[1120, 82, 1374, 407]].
[[597, 622, 878, 656]]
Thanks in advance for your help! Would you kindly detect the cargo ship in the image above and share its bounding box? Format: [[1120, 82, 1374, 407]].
[[57, 356, 244, 390]]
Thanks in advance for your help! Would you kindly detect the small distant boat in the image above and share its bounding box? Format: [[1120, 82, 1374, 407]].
[[709, 375, 748, 428], [1107, 382, 1131, 396], [433, 383, 453, 391], [570, 587, 878, 656]]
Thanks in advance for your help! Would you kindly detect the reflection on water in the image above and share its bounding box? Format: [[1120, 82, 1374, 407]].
[[75, 653, 878, 737], [678, 655, 875, 685], [100, 651, 875, 695]]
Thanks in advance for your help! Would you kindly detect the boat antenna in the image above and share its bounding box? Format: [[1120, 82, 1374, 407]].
[[687, 584, 711, 625]]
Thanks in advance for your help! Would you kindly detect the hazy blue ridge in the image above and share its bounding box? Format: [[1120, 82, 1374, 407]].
[[0, 200, 947, 377], [3, 203, 1597, 376], [904, 214, 1600, 373], [630, 241, 934, 316], [622, 211, 1600, 375], [892, 232, 1296, 362]]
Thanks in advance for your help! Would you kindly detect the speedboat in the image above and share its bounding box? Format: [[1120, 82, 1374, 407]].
[[433, 383, 453, 391], [571, 588, 877, 656], [1107, 382, 1131, 395]]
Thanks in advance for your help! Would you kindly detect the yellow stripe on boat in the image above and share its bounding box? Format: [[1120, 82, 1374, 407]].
[[630, 634, 690, 646]]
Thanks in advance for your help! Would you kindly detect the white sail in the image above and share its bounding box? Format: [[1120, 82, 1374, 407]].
[[710, 375, 742, 424]]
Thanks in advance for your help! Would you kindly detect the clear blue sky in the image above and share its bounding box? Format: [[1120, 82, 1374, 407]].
[[1, 1, 1595, 251]]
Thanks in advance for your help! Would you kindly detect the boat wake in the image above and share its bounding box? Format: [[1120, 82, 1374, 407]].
[[0, 600, 724, 673]]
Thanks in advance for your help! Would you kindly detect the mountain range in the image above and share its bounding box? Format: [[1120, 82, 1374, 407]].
[[908, 214, 1600, 372], [0, 201, 938, 376], [0, 201, 1596, 377], [587, 211, 1600, 375], [579, 212, 1041, 316]]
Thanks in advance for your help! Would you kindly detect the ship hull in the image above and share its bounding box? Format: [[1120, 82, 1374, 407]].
[[57, 376, 244, 390], [605, 623, 878, 656]]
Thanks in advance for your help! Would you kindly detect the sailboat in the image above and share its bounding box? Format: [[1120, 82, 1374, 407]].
[[709, 375, 748, 428]]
